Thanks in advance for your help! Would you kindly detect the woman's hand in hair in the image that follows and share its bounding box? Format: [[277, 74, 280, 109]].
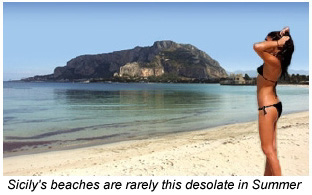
[[280, 27, 290, 36], [278, 36, 290, 46]]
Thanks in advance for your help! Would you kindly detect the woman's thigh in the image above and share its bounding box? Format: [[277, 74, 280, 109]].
[[258, 107, 278, 147]]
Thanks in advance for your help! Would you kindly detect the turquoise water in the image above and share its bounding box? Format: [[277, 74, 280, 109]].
[[3, 82, 309, 156]]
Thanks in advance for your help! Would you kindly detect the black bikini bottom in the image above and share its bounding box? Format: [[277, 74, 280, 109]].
[[258, 102, 282, 118]]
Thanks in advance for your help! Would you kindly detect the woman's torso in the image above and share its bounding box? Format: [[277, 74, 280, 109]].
[[257, 64, 281, 107]]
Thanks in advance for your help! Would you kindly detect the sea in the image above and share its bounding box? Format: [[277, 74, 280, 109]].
[[3, 81, 309, 157]]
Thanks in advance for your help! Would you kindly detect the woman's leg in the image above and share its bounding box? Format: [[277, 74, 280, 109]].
[[273, 120, 277, 153], [264, 158, 272, 176], [259, 108, 281, 176], [263, 121, 277, 176]]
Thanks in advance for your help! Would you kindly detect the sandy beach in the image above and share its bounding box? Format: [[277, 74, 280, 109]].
[[3, 111, 309, 176]]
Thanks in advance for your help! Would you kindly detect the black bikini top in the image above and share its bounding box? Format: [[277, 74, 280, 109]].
[[257, 64, 278, 84]]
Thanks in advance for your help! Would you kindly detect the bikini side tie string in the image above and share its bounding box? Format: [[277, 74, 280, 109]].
[[259, 106, 267, 115]]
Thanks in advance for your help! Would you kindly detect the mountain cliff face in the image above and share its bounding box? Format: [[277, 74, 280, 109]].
[[23, 40, 228, 82]]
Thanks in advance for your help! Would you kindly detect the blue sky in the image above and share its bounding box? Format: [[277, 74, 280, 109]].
[[3, 2, 309, 80]]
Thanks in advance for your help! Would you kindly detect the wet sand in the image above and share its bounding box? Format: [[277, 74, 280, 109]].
[[3, 111, 309, 176]]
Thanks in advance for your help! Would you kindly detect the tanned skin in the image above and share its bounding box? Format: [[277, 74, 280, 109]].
[[253, 27, 290, 176]]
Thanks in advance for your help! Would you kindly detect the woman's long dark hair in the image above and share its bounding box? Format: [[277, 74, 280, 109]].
[[267, 31, 294, 79]]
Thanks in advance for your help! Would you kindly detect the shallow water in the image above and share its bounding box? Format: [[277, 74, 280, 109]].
[[3, 82, 309, 156]]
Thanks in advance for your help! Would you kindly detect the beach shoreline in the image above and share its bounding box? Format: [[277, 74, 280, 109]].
[[3, 111, 309, 176]]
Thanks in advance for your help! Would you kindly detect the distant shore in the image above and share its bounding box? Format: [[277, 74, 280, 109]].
[[4, 111, 308, 176], [278, 84, 309, 88], [4, 80, 310, 87]]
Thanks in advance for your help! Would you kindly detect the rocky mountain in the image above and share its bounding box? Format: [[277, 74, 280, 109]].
[[23, 40, 228, 82]]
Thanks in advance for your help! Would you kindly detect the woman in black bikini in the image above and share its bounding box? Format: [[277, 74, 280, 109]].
[[253, 27, 294, 176]]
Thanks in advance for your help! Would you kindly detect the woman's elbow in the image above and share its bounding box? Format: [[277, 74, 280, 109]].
[[253, 43, 263, 52]]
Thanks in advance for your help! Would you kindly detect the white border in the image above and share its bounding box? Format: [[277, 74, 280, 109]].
[[1, 0, 311, 194]]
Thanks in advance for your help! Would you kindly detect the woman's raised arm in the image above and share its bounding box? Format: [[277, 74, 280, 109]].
[[253, 41, 280, 66], [253, 36, 289, 66]]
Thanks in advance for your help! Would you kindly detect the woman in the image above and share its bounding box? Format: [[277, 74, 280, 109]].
[[253, 27, 294, 176]]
